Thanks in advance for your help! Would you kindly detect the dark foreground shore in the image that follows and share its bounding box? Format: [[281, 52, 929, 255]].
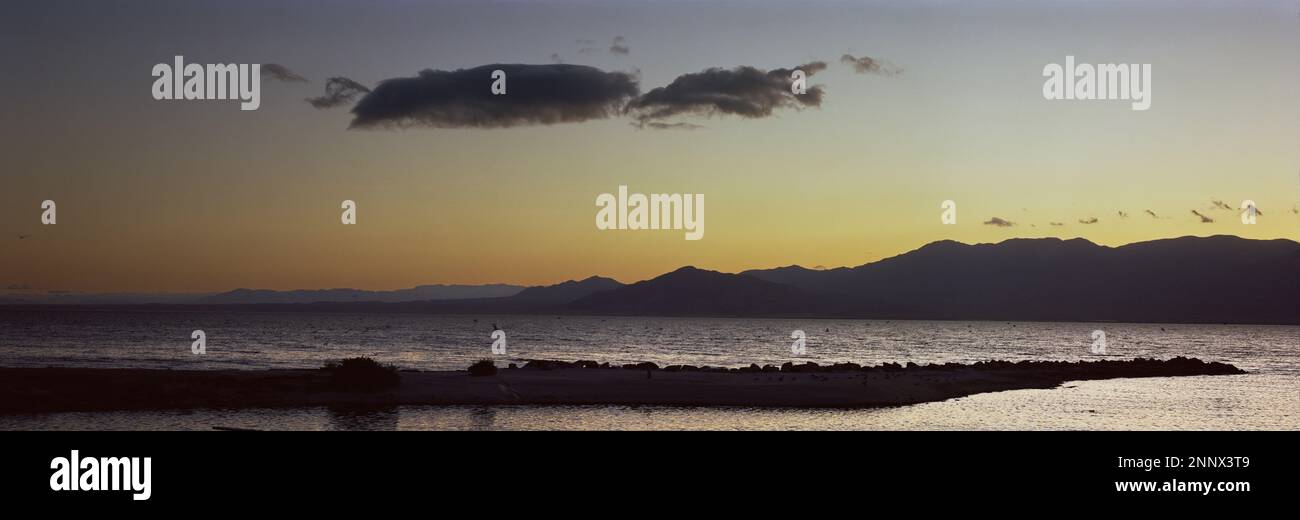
[[0, 357, 1244, 414]]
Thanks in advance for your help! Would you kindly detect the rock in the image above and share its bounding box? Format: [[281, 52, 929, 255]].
[[467, 360, 497, 377]]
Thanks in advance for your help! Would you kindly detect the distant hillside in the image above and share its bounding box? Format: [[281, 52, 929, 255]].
[[507, 276, 624, 304], [198, 284, 524, 304], [0, 292, 212, 305], [566, 267, 837, 316]]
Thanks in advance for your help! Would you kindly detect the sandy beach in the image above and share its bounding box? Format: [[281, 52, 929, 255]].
[[0, 357, 1245, 414]]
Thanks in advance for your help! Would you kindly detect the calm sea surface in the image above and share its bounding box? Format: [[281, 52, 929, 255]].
[[1, 310, 1295, 430]]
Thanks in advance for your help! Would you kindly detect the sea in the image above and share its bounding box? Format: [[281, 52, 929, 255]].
[[0, 309, 1295, 430]]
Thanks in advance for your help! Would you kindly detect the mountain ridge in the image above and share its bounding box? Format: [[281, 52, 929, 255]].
[[5, 236, 1297, 324]]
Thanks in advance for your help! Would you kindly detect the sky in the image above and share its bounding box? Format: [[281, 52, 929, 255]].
[[2, 0, 1298, 293]]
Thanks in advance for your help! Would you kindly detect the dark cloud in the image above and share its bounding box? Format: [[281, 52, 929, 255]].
[[1144, 209, 1159, 218], [307, 77, 371, 109], [1117, 211, 1129, 219], [1078, 217, 1099, 224], [1210, 199, 1233, 211], [610, 36, 630, 55], [1049, 222, 1064, 226], [346, 64, 640, 129], [5, 283, 30, 290], [1292, 206, 1298, 215], [626, 62, 827, 127], [550, 53, 564, 64], [839, 54, 902, 76], [262, 63, 308, 83], [983, 217, 1015, 227], [1192, 210, 1214, 223]]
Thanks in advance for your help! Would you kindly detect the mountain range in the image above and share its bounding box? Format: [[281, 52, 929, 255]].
[[736, 235, 1300, 324], [197, 284, 525, 304], [0, 284, 525, 305], [4, 235, 1297, 324]]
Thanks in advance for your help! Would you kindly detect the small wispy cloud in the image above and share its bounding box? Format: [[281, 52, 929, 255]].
[[839, 54, 902, 76], [1078, 217, 1098, 224], [1144, 209, 1159, 218], [638, 121, 703, 130], [610, 36, 630, 56], [1192, 209, 1214, 223], [1049, 222, 1064, 226], [1210, 199, 1233, 211], [307, 77, 371, 109], [983, 217, 1015, 227], [262, 63, 308, 83], [1117, 211, 1129, 219]]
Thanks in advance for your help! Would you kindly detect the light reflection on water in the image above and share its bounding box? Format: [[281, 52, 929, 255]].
[[2, 375, 1294, 430], [0, 311, 1295, 430], [1, 311, 1296, 375]]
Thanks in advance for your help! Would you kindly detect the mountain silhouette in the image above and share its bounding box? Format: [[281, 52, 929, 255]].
[[12, 235, 1297, 324], [507, 276, 624, 304], [198, 284, 524, 304], [566, 266, 835, 316], [740, 235, 1300, 324]]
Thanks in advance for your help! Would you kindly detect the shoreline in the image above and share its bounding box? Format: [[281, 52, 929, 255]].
[[3, 305, 1299, 327], [0, 357, 1246, 414]]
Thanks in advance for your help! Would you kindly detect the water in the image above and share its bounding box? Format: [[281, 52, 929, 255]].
[[0, 309, 1296, 430]]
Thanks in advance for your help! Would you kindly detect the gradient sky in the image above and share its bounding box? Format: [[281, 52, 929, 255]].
[[2, 0, 1298, 293]]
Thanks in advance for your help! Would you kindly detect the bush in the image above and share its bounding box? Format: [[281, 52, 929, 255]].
[[322, 357, 400, 391], [467, 359, 498, 377]]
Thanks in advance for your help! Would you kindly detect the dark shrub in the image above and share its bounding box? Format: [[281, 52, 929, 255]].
[[323, 357, 400, 391], [468, 359, 498, 377]]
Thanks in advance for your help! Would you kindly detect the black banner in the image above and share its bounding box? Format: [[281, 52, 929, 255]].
[[1, 431, 1290, 511]]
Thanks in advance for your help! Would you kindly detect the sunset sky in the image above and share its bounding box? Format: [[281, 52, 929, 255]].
[[2, 0, 1298, 293]]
